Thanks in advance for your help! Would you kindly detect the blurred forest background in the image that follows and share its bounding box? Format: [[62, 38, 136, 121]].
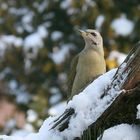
[[0, 0, 140, 136]]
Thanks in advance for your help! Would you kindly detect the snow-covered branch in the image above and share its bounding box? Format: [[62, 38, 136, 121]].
[[50, 42, 140, 140]]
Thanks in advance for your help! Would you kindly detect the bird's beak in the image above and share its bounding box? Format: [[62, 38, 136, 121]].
[[78, 29, 87, 37]]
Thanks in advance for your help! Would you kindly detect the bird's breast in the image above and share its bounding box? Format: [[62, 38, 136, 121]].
[[77, 51, 106, 77], [71, 50, 106, 96]]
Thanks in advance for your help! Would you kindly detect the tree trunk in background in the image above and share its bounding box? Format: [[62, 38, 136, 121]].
[[51, 42, 140, 140]]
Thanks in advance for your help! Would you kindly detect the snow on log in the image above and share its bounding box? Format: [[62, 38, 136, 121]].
[[0, 42, 140, 140], [51, 42, 140, 140]]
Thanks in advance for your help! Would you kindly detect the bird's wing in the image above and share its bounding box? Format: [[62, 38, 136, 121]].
[[67, 54, 79, 96]]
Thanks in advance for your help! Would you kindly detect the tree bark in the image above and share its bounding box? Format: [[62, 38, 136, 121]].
[[51, 42, 140, 140]]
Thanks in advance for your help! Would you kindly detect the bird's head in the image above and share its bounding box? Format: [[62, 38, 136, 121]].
[[79, 29, 104, 55]]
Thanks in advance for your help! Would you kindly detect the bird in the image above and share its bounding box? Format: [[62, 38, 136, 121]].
[[67, 29, 106, 99]]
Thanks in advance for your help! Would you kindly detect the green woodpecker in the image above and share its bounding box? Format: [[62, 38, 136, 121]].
[[68, 29, 106, 98]]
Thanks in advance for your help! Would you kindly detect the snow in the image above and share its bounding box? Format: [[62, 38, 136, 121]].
[[0, 25, 48, 67], [50, 44, 73, 64], [49, 87, 62, 105], [108, 50, 127, 65], [60, 0, 71, 9], [23, 25, 48, 60], [111, 15, 134, 36], [9, 80, 18, 91], [24, 124, 34, 132], [100, 124, 140, 140], [64, 0, 95, 15], [37, 26, 48, 38], [64, 69, 120, 138], [0, 67, 137, 140], [34, 0, 48, 13], [49, 87, 60, 95], [16, 92, 31, 104], [51, 31, 63, 41], [95, 15, 105, 29], [22, 12, 34, 32], [24, 33, 43, 49], [4, 119, 16, 134], [27, 110, 38, 123], [50, 46, 67, 64], [9, 7, 29, 16], [11, 129, 30, 137], [24, 25, 48, 50], [8, 81, 31, 104], [136, 104, 140, 119], [49, 93, 62, 105], [48, 101, 67, 116], [0, 35, 23, 55], [0, 68, 11, 80], [0, 35, 23, 47], [22, 14, 33, 24], [82, 0, 96, 11], [16, 26, 24, 34]]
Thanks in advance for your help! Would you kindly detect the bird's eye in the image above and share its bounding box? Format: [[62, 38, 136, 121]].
[[91, 32, 97, 37]]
